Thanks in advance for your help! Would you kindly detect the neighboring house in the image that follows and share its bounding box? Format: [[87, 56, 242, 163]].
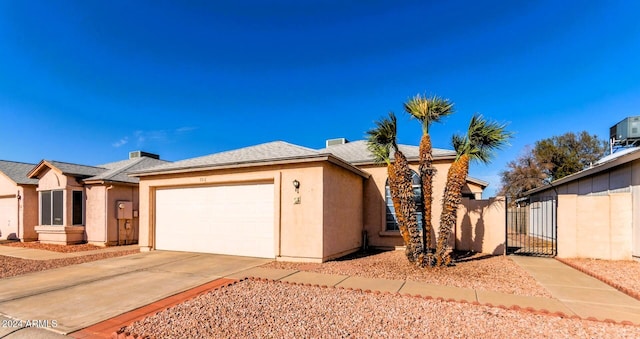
[[27, 152, 169, 245], [525, 147, 640, 260], [0, 161, 39, 241], [132, 139, 494, 262]]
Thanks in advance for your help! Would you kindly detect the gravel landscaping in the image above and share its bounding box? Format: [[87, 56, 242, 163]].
[[262, 250, 552, 297], [0, 249, 139, 278], [125, 279, 640, 339], [2, 241, 105, 252], [560, 258, 640, 299]]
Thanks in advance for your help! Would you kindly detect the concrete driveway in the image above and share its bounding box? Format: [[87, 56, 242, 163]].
[[0, 251, 270, 336]]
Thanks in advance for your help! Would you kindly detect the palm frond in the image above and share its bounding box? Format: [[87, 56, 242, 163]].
[[466, 114, 512, 164], [451, 133, 467, 157], [366, 112, 399, 164], [404, 94, 454, 133]]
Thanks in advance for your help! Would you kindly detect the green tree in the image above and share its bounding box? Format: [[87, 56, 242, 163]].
[[366, 112, 422, 264], [404, 94, 454, 254], [499, 131, 607, 197], [498, 147, 547, 198], [534, 131, 607, 181], [436, 115, 511, 266]]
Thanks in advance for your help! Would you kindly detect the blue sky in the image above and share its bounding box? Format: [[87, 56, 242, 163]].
[[1, 1, 639, 197]]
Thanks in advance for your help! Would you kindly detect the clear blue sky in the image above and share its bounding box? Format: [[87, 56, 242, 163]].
[[1, 1, 639, 197]]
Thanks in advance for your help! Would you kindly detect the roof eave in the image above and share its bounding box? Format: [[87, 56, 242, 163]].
[[350, 154, 457, 166], [131, 154, 369, 178], [82, 179, 139, 186]]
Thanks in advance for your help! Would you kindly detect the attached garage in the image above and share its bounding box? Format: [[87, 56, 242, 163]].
[[155, 183, 275, 258], [133, 141, 368, 262], [0, 197, 18, 239]]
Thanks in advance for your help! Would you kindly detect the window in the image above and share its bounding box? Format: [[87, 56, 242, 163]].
[[72, 191, 83, 225], [385, 171, 423, 231], [41, 190, 63, 225]]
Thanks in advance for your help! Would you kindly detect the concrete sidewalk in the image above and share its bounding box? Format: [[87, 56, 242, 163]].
[[226, 257, 640, 324], [0, 244, 139, 260], [511, 256, 640, 324]]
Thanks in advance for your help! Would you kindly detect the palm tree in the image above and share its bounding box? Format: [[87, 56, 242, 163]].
[[404, 94, 454, 255], [435, 114, 511, 266], [366, 112, 422, 263]]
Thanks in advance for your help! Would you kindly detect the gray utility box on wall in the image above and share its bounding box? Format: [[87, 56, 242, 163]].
[[610, 116, 640, 141], [116, 201, 133, 220]]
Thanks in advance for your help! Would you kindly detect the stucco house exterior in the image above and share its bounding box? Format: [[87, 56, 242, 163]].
[[27, 152, 168, 246], [0, 161, 39, 241], [132, 139, 490, 262], [525, 147, 640, 260]]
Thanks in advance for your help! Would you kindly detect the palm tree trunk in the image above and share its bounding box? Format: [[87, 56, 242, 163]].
[[393, 151, 422, 264], [418, 133, 435, 252], [435, 154, 470, 266], [387, 164, 411, 248]]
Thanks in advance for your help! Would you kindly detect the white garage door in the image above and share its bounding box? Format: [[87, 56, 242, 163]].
[[155, 183, 275, 258], [0, 197, 18, 240]]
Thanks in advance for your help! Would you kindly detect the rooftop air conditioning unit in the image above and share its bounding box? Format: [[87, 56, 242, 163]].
[[325, 138, 348, 148], [610, 116, 640, 141], [129, 151, 160, 160]]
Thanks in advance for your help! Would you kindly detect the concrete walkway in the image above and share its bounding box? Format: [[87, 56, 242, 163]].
[[511, 256, 640, 324], [226, 257, 640, 324], [0, 244, 139, 260], [0, 251, 269, 336]]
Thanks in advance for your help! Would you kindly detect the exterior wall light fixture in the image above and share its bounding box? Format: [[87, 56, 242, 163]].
[[292, 179, 300, 193]]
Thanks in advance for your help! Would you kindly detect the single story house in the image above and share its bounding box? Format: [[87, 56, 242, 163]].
[[132, 139, 488, 262], [525, 147, 640, 260], [0, 161, 39, 241], [27, 151, 168, 245]]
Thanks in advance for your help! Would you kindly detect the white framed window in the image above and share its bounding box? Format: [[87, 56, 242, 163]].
[[41, 190, 63, 225]]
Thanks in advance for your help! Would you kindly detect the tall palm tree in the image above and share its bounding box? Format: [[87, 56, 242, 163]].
[[435, 114, 511, 266], [404, 94, 454, 254], [366, 112, 422, 263]]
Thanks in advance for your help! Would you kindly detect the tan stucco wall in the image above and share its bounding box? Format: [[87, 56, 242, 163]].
[[138, 161, 363, 262], [463, 181, 485, 199], [322, 163, 363, 260], [359, 160, 451, 249], [456, 197, 506, 255], [106, 185, 139, 245], [85, 185, 106, 244], [19, 185, 38, 241], [557, 193, 632, 260]]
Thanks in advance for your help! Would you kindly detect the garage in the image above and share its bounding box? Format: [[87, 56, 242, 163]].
[[154, 183, 275, 258], [0, 197, 18, 240]]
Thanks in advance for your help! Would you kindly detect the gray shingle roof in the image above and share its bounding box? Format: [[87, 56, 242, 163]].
[[0, 160, 38, 185], [136, 141, 320, 173], [318, 140, 456, 164], [85, 157, 170, 184], [46, 161, 107, 178]]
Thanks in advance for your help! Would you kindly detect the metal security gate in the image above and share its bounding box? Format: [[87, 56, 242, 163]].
[[506, 196, 557, 256]]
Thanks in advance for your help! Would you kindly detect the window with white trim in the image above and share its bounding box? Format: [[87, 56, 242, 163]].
[[41, 190, 63, 225]]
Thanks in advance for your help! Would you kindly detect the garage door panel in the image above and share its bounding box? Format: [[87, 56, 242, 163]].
[[155, 183, 275, 258], [0, 198, 18, 240]]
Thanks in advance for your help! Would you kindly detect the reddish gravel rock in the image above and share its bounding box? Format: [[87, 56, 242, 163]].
[[263, 250, 552, 297], [2, 241, 104, 253], [0, 249, 139, 278], [561, 258, 640, 298], [125, 280, 640, 338]]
